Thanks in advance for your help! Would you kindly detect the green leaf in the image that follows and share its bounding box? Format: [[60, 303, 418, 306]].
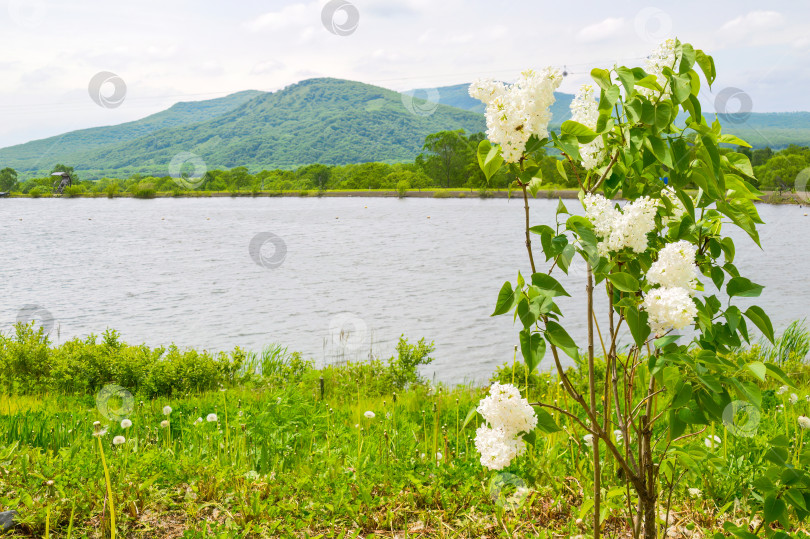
[[654, 102, 673, 130], [561, 120, 598, 143], [529, 224, 554, 236], [624, 306, 651, 348], [590, 67, 612, 90], [701, 135, 721, 173], [519, 329, 546, 373], [545, 321, 579, 360], [763, 494, 787, 526], [765, 363, 794, 388], [607, 272, 640, 293], [646, 137, 673, 168], [517, 298, 538, 328], [477, 140, 504, 181], [531, 273, 571, 297], [710, 266, 725, 290], [727, 152, 755, 178], [555, 159, 568, 182], [527, 177, 543, 198], [615, 67, 635, 94], [492, 281, 516, 316], [682, 94, 703, 124], [462, 406, 479, 429], [695, 50, 716, 87], [535, 408, 562, 434], [725, 305, 741, 332], [670, 74, 692, 104], [746, 361, 767, 382], [785, 488, 807, 511], [726, 277, 764, 298], [743, 306, 775, 344], [654, 335, 680, 348], [720, 237, 735, 262], [718, 134, 751, 148], [598, 86, 620, 112]]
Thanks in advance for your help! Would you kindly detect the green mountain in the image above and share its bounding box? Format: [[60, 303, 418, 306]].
[[412, 83, 574, 127], [1, 79, 485, 179], [0, 90, 264, 175], [415, 83, 810, 149]]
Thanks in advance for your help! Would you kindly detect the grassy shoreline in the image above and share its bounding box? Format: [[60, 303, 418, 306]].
[[1, 322, 810, 536], [2, 188, 808, 204]]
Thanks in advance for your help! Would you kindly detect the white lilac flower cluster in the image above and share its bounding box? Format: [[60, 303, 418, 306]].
[[639, 38, 678, 100], [646, 240, 698, 290], [583, 193, 658, 255], [643, 240, 699, 335], [569, 84, 605, 170], [469, 69, 563, 163], [474, 383, 537, 470]]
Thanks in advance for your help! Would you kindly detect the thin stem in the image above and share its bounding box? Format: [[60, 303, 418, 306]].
[[520, 182, 537, 274], [590, 151, 620, 193], [97, 436, 116, 539], [587, 262, 601, 539]]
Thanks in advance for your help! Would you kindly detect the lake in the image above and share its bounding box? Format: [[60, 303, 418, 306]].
[[1, 197, 808, 383]]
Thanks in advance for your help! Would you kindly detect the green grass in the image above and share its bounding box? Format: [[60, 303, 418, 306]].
[[1, 322, 810, 537]]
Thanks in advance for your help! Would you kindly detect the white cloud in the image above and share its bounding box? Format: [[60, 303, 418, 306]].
[[718, 11, 785, 44], [578, 17, 625, 43], [0, 1, 810, 148], [244, 2, 314, 32], [720, 10, 784, 33]]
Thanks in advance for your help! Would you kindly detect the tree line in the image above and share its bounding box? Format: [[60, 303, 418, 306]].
[[0, 132, 807, 196]]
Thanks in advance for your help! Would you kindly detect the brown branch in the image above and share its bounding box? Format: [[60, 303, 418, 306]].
[[590, 151, 620, 193], [529, 402, 594, 434], [520, 181, 537, 274]]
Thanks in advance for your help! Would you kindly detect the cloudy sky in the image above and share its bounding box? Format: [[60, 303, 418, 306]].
[[0, 0, 807, 148]]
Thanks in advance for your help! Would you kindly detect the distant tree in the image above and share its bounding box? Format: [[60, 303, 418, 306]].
[[297, 164, 331, 190], [751, 147, 773, 167], [0, 167, 18, 191], [229, 167, 254, 191], [756, 153, 808, 191], [419, 130, 471, 188]]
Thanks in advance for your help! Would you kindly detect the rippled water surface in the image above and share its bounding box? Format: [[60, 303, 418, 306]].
[[2, 197, 808, 383]]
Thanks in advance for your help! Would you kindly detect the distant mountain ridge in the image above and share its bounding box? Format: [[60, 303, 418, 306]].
[[0, 91, 264, 174], [0, 79, 484, 179], [1, 77, 808, 179]]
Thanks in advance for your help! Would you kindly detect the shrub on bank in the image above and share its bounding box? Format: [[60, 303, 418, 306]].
[[0, 324, 435, 400]]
